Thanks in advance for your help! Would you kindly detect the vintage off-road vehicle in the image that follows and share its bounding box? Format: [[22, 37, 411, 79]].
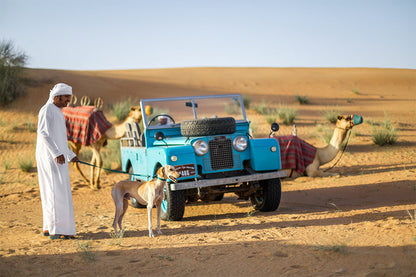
[[120, 94, 286, 221]]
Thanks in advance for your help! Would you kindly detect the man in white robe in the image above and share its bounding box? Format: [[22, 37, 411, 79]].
[[36, 83, 79, 239]]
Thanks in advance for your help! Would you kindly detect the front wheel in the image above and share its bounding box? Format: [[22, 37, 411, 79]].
[[250, 178, 281, 212], [161, 183, 185, 221]]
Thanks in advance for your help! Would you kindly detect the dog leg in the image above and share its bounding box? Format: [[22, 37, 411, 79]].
[[112, 199, 124, 236], [156, 204, 162, 235], [147, 203, 155, 237], [117, 198, 129, 236]]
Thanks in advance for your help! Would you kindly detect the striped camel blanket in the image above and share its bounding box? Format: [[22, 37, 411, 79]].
[[272, 135, 316, 175], [62, 106, 112, 146]]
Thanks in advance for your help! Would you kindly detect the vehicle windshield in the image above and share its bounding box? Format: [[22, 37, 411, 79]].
[[141, 94, 247, 128]]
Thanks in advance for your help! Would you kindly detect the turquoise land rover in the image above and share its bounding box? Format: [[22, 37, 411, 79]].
[[120, 94, 286, 221]]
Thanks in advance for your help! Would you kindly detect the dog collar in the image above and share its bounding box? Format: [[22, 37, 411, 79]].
[[156, 175, 167, 181]]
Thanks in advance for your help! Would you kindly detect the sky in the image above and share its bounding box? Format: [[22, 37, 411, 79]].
[[1, 0, 415, 70]]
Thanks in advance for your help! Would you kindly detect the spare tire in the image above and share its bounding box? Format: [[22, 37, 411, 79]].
[[181, 117, 236, 137]]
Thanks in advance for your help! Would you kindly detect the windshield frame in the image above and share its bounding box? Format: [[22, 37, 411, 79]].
[[140, 94, 248, 130]]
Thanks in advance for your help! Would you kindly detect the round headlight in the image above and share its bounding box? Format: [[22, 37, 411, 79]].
[[233, 136, 248, 152], [193, 140, 209, 156]]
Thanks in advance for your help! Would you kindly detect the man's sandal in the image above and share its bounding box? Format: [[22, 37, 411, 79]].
[[43, 231, 50, 237], [49, 234, 77, 240]]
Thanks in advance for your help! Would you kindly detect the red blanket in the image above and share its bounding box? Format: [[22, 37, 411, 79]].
[[272, 135, 316, 175], [62, 106, 112, 146]]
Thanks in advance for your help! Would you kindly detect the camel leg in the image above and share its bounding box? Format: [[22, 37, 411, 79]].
[[70, 142, 91, 185], [90, 143, 103, 189], [305, 160, 339, 177]]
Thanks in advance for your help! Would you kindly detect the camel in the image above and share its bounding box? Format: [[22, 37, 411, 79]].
[[69, 106, 144, 189], [64, 96, 145, 189], [276, 114, 363, 178]]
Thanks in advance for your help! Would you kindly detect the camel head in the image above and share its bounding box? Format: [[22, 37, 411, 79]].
[[128, 106, 144, 123], [128, 105, 154, 123], [336, 114, 363, 130]]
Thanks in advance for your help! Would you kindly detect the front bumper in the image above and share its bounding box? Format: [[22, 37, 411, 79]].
[[169, 170, 287, 191]]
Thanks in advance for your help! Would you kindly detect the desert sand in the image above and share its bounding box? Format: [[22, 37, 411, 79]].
[[0, 67, 415, 276]]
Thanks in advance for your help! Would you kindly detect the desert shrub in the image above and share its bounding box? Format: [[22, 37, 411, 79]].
[[243, 96, 251, 109], [18, 156, 33, 172], [277, 106, 298, 125], [295, 95, 309, 105], [265, 114, 278, 125], [110, 98, 137, 121], [27, 121, 36, 132], [0, 40, 28, 106], [102, 140, 121, 171], [77, 241, 95, 261], [322, 107, 341, 124], [3, 159, 12, 170], [225, 102, 239, 115], [371, 114, 397, 146], [253, 100, 276, 115]]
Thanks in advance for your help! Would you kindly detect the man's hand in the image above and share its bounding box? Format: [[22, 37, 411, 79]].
[[55, 155, 65, 164], [70, 156, 79, 163]]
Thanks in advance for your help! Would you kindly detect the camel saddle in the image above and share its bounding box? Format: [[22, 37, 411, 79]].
[[272, 135, 316, 175], [62, 106, 112, 146]]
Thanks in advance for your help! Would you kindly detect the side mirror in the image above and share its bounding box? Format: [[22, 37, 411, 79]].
[[271, 123, 280, 132], [269, 123, 280, 138], [154, 131, 165, 141]]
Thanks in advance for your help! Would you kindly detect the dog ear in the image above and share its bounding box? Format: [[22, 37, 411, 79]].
[[158, 166, 165, 178]]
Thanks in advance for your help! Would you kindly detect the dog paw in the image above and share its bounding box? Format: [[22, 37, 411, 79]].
[[157, 229, 163, 235], [149, 232, 155, 238]]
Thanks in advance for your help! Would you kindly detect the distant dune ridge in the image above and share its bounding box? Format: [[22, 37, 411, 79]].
[[17, 67, 415, 116]]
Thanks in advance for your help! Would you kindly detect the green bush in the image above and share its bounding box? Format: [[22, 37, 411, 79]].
[[18, 156, 33, 172], [110, 98, 135, 121], [243, 96, 251, 109], [322, 108, 341, 124], [265, 114, 278, 125], [371, 115, 398, 146], [0, 40, 28, 106], [295, 95, 309, 105], [277, 106, 298, 125]]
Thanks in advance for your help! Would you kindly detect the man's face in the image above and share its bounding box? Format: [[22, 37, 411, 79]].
[[54, 95, 72, 108]]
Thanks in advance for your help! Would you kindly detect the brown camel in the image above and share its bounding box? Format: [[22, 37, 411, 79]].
[[280, 114, 363, 178], [69, 106, 143, 189]]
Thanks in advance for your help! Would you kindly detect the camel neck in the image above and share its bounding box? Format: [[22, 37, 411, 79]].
[[329, 127, 348, 151], [319, 127, 349, 165]]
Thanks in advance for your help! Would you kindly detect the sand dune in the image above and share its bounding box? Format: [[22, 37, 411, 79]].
[[1, 67, 415, 276]]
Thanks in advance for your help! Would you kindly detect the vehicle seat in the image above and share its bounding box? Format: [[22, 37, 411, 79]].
[[131, 122, 142, 146]]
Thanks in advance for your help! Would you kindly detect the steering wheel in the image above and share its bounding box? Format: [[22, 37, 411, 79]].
[[148, 114, 176, 126]]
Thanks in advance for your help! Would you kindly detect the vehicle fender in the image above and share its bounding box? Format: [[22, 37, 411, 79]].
[[249, 138, 281, 171], [147, 145, 198, 177]]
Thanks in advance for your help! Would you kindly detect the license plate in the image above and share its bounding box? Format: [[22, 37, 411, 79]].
[[174, 164, 196, 177]]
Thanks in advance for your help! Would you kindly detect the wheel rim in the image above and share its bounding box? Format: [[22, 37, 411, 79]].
[[255, 196, 264, 205]]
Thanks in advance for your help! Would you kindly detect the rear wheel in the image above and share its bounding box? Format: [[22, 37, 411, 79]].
[[250, 178, 281, 212], [161, 183, 186, 221]]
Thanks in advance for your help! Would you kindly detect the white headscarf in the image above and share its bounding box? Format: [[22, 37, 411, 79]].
[[47, 83, 72, 104]]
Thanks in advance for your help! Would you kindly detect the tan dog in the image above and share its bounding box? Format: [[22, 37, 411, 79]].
[[111, 165, 180, 237]]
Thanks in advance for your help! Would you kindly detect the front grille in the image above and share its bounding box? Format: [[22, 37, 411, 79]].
[[209, 136, 233, 170]]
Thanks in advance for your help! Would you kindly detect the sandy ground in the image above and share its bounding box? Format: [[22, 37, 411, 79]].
[[0, 67, 415, 276]]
